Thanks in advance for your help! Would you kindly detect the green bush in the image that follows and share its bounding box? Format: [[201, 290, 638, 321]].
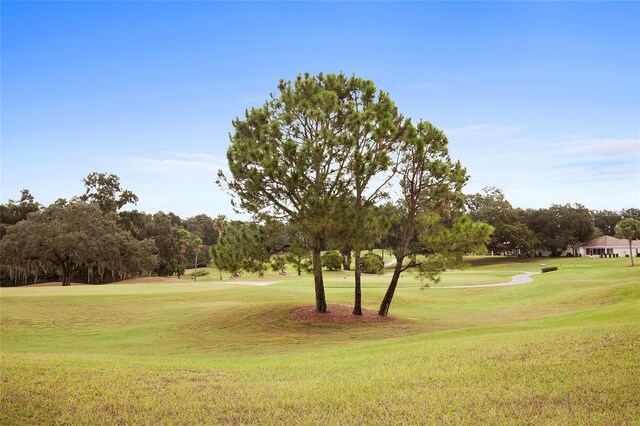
[[189, 270, 210, 277], [541, 266, 558, 273], [321, 250, 342, 271], [360, 252, 384, 274]]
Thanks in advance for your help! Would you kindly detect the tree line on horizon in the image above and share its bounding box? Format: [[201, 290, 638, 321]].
[[1, 181, 636, 287]]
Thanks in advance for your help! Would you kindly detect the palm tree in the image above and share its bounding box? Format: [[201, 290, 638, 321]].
[[177, 228, 190, 278], [192, 236, 203, 281], [212, 215, 228, 280]]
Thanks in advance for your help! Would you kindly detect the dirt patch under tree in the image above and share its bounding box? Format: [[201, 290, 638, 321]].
[[291, 304, 395, 324]]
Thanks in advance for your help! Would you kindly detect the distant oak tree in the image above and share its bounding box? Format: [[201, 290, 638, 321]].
[[79, 172, 138, 213]]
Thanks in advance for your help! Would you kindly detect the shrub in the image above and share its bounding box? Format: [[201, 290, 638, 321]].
[[541, 266, 558, 273], [189, 270, 209, 277], [360, 252, 384, 274], [321, 250, 342, 271]]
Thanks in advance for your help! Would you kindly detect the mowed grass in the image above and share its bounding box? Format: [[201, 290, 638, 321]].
[[1, 257, 639, 424]]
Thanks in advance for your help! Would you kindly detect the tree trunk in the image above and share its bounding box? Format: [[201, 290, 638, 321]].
[[378, 257, 404, 316], [311, 245, 328, 313], [62, 270, 71, 286], [353, 250, 362, 315], [60, 259, 75, 286], [341, 250, 352, 271], [630, 241, 635, 267]]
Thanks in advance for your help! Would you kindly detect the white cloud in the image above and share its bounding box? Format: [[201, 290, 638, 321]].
[[446, 123, 523, 136], [93, 152, 240, 218], [100, 152, 228, 176], [565, 139, 640, 156], [163, 151, 217, 160], [565, 173, 638, 183], [130, 158, 219, 174]]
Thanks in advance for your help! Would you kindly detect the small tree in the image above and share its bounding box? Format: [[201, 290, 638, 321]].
[[615, 218, 640, 266], [378, 121, 468, 316], [321, 250, 343, 271], [210, 226, 244, 278], [210, 222, 274, 278]]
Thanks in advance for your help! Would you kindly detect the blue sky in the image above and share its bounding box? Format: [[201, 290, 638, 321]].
[[2, 1, 639, 219]]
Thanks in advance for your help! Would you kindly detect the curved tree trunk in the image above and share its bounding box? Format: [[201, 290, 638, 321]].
[[630, 241, 635, 267], [311, 245, 328, 313], [378, 257, 404, 316]]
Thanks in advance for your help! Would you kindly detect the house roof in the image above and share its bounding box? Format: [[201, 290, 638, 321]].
[[577, 235, 640, 248]]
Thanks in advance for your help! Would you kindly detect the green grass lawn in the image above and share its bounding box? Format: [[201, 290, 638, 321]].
[[1, 257, 639, 424]]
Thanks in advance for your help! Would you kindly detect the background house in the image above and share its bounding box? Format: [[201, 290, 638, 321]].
[[571, 236, 640, 257]]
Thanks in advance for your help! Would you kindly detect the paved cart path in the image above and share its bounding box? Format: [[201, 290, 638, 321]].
[[427, 272, 538, 289]]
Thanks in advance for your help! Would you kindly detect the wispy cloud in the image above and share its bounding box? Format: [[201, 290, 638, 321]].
[[552, 138, 640, 183], [127, 157, 220, 174], [101, 152, 228, 176], [552, 160, 628, 170], [553, 158, 638, 183], [564, 139, 640, 156], [563, 172, 637, 184], [164, 151, 217, 160], [446, 123, 523, 136]]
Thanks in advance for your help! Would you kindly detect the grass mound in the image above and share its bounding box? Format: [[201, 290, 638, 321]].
[[1, 256, 638, 424]]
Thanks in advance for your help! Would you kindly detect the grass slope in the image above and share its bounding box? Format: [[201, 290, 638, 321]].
[[1, 257, 638, 424]]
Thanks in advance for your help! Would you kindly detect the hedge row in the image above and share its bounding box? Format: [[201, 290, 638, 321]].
[[541, 266, 558, 273]]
